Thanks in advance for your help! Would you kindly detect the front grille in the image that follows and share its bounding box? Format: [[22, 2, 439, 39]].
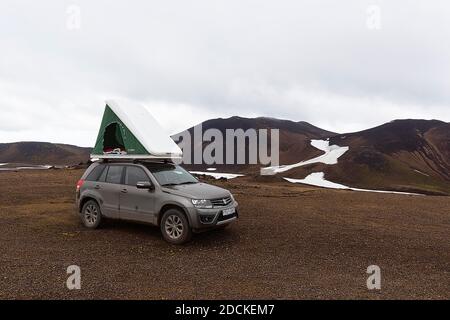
[[211, 196, 232, 207]]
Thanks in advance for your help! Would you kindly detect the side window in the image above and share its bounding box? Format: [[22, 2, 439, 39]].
[[98, 166, 108, 182], [106, 166, 124, 184], [85, 165, 105, 181], [125, 166, 150, 186]]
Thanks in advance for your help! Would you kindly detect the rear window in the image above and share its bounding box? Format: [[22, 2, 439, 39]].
[[105, 166, 124, 184], [85, 165, 106, 181]]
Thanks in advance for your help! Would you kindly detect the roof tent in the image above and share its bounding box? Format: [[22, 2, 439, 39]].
[[91, 99, 183, 159]]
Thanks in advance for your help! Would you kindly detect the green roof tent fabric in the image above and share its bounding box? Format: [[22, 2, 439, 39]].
[[91, 99, 183, 159]]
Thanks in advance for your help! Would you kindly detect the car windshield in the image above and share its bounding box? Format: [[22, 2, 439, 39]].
[[144, 163, 198, 186]]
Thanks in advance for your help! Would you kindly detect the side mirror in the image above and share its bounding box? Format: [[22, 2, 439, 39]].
[[136, 181, 154, 191]]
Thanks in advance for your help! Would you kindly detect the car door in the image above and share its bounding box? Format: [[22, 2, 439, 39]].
[[119, 165, 156, 223], [97, 165, 124, 219]]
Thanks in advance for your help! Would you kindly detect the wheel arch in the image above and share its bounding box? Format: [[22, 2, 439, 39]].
[[158, 204, 191, 227], [79, 196, 100, 213]]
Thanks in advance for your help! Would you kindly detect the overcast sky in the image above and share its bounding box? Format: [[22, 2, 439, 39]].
[[0, 1, 449, 147]]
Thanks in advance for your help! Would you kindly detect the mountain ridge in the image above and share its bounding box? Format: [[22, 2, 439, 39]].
[[1, 117, 449, 195], [174, 117, 450, 195], [0, 141, 92, 165]]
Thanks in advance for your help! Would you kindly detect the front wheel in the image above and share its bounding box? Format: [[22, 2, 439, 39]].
[[81, 200, 102, 229], [160, 209, 192, 245]]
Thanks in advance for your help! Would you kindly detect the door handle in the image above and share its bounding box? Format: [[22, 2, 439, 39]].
[[94, 185, 101, 189], [121, 189, 128, 194]]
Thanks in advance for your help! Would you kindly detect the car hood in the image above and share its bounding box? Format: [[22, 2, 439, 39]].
[[161, 183, 230, 199]]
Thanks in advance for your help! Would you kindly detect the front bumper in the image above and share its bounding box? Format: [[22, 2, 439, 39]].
[[187, 202, 239, 230]]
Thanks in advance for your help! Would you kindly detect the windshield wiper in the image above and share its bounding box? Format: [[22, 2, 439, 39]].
[[162, 181, 198, 187], [178, 181, 198, 185]]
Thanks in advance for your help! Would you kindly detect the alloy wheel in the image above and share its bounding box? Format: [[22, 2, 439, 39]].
[[164, 215, 184, 240], [84, 204, 98, 226]]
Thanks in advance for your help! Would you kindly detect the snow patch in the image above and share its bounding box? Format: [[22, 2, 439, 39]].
[[284, 172, 420, 195], [190, 171, 244, 180], [0, 165, 52, 171], [262, 139, 349, 174], [285, 172, 348, 189]]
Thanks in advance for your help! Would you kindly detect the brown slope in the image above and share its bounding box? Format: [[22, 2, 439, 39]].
[[172, 116, 336, 172], [283, 119, 450, 195], [0, 142, 92, 166]]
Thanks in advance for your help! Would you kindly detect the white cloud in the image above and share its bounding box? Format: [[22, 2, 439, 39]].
[[0, 0, 449, 146]]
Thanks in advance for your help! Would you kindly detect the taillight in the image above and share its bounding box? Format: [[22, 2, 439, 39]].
[[76, 179, 85, 191]]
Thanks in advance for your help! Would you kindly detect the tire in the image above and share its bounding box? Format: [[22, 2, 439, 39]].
[[81, 200, 102, 229], [160, 209, 192, 245]]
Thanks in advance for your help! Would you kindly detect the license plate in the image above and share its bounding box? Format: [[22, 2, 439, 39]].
[[223, 208, 235, 216]]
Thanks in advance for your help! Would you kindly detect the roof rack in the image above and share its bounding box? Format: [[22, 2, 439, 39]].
[[99, 158, 176, 164], [93, 154, 181, 159]]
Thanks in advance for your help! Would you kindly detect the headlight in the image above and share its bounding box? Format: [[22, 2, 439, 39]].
[[191, 199, 213, 209]]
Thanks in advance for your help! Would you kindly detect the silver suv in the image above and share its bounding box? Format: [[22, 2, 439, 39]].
[[75, 161, 238, 244]]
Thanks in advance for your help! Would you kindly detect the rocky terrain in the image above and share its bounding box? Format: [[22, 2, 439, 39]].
[[0, 169, 449, 299]]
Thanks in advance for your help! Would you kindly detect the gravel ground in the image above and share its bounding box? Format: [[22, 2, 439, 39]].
[[0, 170, 449, 299]]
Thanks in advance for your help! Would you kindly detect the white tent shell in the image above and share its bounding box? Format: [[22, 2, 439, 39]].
[[91, 99, 183, 160]]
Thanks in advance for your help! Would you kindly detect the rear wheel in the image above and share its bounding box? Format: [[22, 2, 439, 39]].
[[81, 200, 102, 229], [160, 209, 192, 245]]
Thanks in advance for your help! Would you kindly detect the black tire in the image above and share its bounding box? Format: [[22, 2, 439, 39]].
[[160, 209, 192, 245], [81, 200, 102, 229]]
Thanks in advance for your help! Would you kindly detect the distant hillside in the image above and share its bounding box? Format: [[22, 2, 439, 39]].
[[283, 120, 450, 195], [0, 142, 92, 165], [2, 117, 449, 195]]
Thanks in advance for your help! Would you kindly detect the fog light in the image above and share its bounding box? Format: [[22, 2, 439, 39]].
[[200, 215, 215, 224]]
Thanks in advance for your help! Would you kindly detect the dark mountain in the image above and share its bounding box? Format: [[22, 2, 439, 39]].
[[198, 116, 335, 137], [174, 117, 450, 195], [173, 116, 336, 171], [284, 119, 450, 195], [0, 142, 92, 165]]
